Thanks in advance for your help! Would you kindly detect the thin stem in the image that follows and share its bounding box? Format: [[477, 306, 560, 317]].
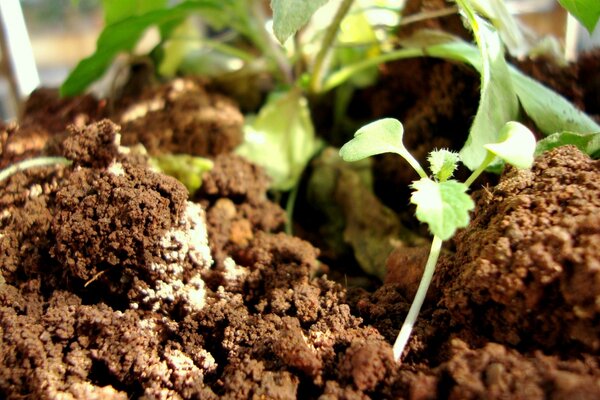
[[250, 1, 293, 84], [464, 151, 496, 188], [309, 0, 355, 94], [0, 156, 71, 182], [392, 235, 443, 362], [285, 183, 300, 235], [398, 6, 459, 27], [322, 47, 425, 92], [399, 149, 428, 180]]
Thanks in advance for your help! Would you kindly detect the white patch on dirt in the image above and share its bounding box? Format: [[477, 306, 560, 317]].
[[222, 257, 248, 289], [106, 161, 125, 176], [120, 98, 165, 123], [131, 201, 212, 313], [28, 184, 42, 199]]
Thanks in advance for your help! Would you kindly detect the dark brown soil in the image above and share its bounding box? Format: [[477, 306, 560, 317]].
[[1, 45, 600, 399], [113, 78, 244, 158]]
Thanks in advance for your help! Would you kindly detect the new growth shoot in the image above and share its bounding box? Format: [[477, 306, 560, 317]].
[[339, 118, 535, 362]]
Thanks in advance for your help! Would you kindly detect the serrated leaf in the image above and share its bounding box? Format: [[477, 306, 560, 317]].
[[483, 121, 536, 169], [236, 89, 323, 191], [455, 2, 519, 170], [428, 149, 460, 182], [558, 0, 600, 33], [535, 131, 600, 158], [271, 0, 329, 44], [61, 1, 224, 97], [410, 178, 474, 241]]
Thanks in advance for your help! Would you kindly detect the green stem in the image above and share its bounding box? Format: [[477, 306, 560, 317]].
[[464, 151, 496, 188], [322, 47, 425, 92], [398, 149, 428, 180], [309, 0, 355, 94], [392, 235, 443, 362], [250, 1, 293, 84], [0, 156, 71, 182]]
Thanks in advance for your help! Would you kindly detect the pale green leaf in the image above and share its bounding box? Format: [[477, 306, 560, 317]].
[[339, 118, 405, 162], [483, 121, 536, 169], [236, 89, 324, 191], [151, 154, 213, 194], [558, 0, 600, 33], [158, 18, 202, 77], [455, 1, 519, 170], [535, 131, 600, 158], [510, 68, 600, 135], [428, 149, 460, 182], [271, 0, 330, 44], [468, 0, 530, 57], [410, 178, 474, 240]]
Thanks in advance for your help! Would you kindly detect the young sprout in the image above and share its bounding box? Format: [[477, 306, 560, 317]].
[[340, 118, 536, 362]]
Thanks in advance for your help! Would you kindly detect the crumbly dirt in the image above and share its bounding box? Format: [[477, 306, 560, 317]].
[[113, 78, 244, 157], [438, 146, 600, 353], [2, 51, 600, 398]]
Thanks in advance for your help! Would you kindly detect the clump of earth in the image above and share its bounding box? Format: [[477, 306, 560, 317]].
[[1, 59, 600, 399]]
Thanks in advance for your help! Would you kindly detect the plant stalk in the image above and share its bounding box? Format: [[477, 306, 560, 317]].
[[249, 0, 293, 84], [309, 0, 355, 94], [392, 234, 443, 362], [464, 150, 496, 188], [0, 156, 71, 182]]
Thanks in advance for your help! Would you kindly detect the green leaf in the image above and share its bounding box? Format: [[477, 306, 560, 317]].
[[468, 0, 530, 57], [510, 68, 600, 135], [558, 0, 600, 33], [158, 17, 201, 77], [428, 149, 460, 182], [483, 121, 536, 169], [421, 36, 600, 149], [455, 1, 519, 171], [151, 154, 214, 194], [236, 89, 324, 191], [410, 178, 474, 240], [60, 1, 223, 97], [535, 131, 600, 158], [271, 0, 330, 44], [102, 0, 167, 25], [339, 118, 427, 177]]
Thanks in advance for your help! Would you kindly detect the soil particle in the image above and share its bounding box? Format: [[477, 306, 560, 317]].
[[440, 146, 600, 351], [62, 119, 121, 168], [436, 339, 600, 399], [198, 154, 286, 269], [114, 78, 244, 157]]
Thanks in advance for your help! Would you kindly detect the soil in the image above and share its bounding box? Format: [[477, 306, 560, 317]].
[[2, 42, 600, 400]]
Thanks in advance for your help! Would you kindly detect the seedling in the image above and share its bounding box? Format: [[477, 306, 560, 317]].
[[339, 118, 536, 362]]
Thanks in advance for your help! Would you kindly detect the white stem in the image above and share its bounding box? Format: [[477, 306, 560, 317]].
[[392, 235, 443, 362], [0, 157, 71, 182]]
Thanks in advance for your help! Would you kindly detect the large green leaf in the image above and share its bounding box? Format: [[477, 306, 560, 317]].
[[102, 0, 167, 25], [535, 131, 600, 158], [455, 0, 519, 170], [236, 89, 324, 191], [271, 0, 330, 44], [60, 1, 223, 97], [558, 0, 600, 33], [410, 178, 474, 240]]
